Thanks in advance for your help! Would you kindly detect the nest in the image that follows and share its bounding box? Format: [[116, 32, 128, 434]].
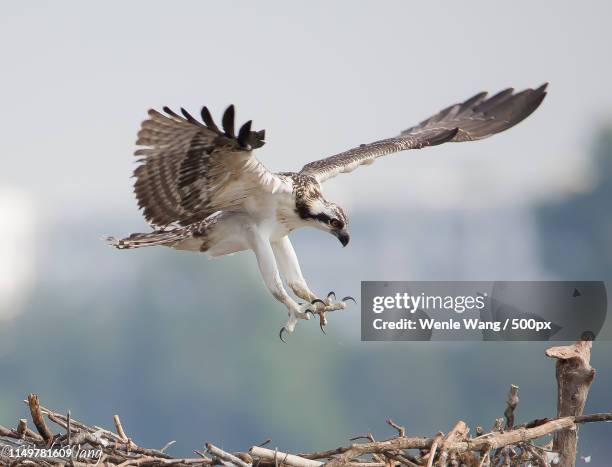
[[1, 341, 609, 466]]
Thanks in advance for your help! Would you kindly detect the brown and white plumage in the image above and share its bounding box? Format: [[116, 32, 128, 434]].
[[108, 84, 548, 339], [133, 105, 284, 227], [300, 84, 547, 183]]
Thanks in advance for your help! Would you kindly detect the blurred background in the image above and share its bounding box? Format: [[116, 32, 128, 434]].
[[1, 1, 611, 464]]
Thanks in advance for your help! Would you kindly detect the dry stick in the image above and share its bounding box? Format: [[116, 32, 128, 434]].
[[501, 449, 510, 466], [35, 399, 172, 460], [376, 434, 419, 467], [250, 446, 323, 467], [492, 418, 504, 433], [66, 410, 71, 447], [47, 413, 69, 430], [385, 420, 406, 438], [207, 443, 252, 467], [16, 419, 28, 439], [235, 452, 255, 465], [114, 414, 129, 442], [194, 449, 212, 459], [95, 424, 125, 443], [447, 451, 461, 466], [70, 429, 109, 447], [108, 443, 175, 461], [32, 432, 51, 444], [522, 444, 548, 467], [324, 437, 434, 466], [382, 451, 419, 467], [46, 411, 122, 449], [258, 439, 273, 448], [450, 417, 576, 451], [27, 393, 54, 443], [120, 457, 211, 466], [435, 421, 468, 467], [492, 385, 520, 464], [160, 440, 177, 453], [348, 434, 384, 463], [4, 391, 610, 466], [116, 458, 137, 467], [114, 413, 137, 452], [390, 449, 420, 466], [35, 405, 85, 431], [298, 446, 351, 460], [504, 385, 519, 430], [424, 432, 443, 467], [546, 339, 595, 467], [478, 451, 489, 467], [32, 402, 94, 436], [324, 412, 612, 467], [575, 412, 612, 423]]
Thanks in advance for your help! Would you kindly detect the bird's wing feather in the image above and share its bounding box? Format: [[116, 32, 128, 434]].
[[300, 84, 547, 183], [133, 105, 287, 227]]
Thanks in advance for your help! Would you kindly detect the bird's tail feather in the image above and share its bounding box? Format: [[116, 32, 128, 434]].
[[104, 230, 185, 250]]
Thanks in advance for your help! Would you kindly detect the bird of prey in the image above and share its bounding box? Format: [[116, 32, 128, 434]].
[[107, 84, 547, 341]]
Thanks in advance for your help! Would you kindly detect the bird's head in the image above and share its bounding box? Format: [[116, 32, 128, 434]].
[[296, 197, 350, 247]]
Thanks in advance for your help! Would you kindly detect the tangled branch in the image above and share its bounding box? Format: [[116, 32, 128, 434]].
[[0, 341, 608, 466]]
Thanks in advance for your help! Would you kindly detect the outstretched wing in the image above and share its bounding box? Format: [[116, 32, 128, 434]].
[[133, 105, 287, 227], [300, 84, 548, 183]]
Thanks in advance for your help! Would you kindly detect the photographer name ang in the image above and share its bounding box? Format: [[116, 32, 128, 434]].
[[372, 292, 486, 314]]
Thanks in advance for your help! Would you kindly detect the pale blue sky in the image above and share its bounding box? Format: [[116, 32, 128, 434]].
[[1, 1, 611, 221]]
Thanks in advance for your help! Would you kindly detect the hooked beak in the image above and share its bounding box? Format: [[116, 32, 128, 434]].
[[333, 230, 350, 247]]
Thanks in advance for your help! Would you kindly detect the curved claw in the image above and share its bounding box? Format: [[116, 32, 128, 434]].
[[327, 291, 336, 300], [342, 296, 357, 304], [279, 327, 289, 343], [305, 309, 316, 319], [311, 299, 326, 306], [319, 322, 327, 335]]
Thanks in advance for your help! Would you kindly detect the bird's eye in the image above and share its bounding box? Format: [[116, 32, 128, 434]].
[[330, 219, 343, 229]]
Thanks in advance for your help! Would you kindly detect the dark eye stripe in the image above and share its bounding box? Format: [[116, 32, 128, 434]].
[[294, 203, 344, 226], [313, 213, 331, 223]]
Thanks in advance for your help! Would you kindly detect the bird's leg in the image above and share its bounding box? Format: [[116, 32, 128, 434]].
[[310, 291, 356, 333], [250, 233, 311, 342], [271, 236, 355, 333]]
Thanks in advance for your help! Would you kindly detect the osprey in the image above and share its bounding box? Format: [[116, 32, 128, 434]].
[[107, 84, 547, 340]]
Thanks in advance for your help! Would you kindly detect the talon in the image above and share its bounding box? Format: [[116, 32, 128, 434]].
[[279, 327, 289, 343], [342, 296, 357, 304], [318, 311, 328, 334], [327, 291, 336, 300], [311, 299, 326, 306], [305, 309, 316, 318]]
